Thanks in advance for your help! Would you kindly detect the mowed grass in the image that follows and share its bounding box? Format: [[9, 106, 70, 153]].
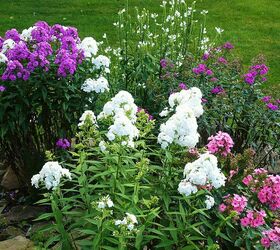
[[0, 0, 279, 95]]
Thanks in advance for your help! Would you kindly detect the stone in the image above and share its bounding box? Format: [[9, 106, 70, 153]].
[[0, 226, 23, 241], [1, 205, 46, 223], [0, 235, 34, 250], [0, 166, 21, 190]]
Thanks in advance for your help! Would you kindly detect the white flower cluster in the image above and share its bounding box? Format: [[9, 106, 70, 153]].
[[98, 91, 139, 147], [78, 110, 97, 127], [99, 140, 107, 152], [81, 76, 109, 93], [92, 55, 110, 73], [79, 37, 98, 58], [0, 53, 8, 64], [205, 195, 215, 210], [115, 213, 138, 231], [31, 161, 71, 190], [1, 39, 16, 54], [20, 26, 35, 41], [97, 195, 114, 209], [158, 87, 203, 149], [178, 153, 226, 197]]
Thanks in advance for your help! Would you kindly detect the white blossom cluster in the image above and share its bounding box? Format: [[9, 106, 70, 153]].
[[115, 213, 138, 231], [1, 39, 16, 54], [20, 26, 35, 41], [81, 76, 109, 93], [78, 110, 97, 127], [79, 37, 98, 58], [205, 195, 215, 210], [92, 55, 110, 73], [0, 53, 8, 64], [98, 91, 139, 147], [158, 87, 203, 149], [97, 195, 114, 209], [178, 153, 226, 197], [79, 37, 111, 94], [31, 161, 71, 190]]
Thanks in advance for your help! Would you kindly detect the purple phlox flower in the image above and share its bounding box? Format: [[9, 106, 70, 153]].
[[6, 41, 30, 61], [223, 42, 234, 50], [160, 58, 168, 68], [50, 24, 66, 40], [193, 64, 213, 76], [178, 82, 187, 90], [0, 36, 4, 49], [261, 96, 271, 103], [65, 27, 79, 41], [56, 138, 71, 149], [57, 57, 77, 77], [267, 103, 278, 111], [31, 26, 51, 43], [0, 85, 6, 92], [244, 73, 255, 85], [210, 77, 218, 82], [218, 57, 228, 64], [61, 36, 78, 51], [206, 69, 213, 76], [202, 52, 210, 60], [211, 86, 225, 95], [35, 21, 51, 31], [1, 60, 30, 81], [244, 64, 269, 85], [5, 29, 21, 42]]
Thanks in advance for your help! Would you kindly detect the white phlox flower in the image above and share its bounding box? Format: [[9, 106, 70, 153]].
[[31, 161, 71, 190]]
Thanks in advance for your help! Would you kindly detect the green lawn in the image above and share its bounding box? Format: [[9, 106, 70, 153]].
[[0, 0, 279, 95]]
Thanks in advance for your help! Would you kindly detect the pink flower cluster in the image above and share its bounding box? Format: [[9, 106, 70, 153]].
[[243, 169, 280, 210], [240, 209, 266, 228], [207, 131, 234, 157], [219, 194, 247, 214], [261, 227, 280, 248]]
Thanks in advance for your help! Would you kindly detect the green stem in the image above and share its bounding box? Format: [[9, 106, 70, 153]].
[[51, 191, 73, 249]]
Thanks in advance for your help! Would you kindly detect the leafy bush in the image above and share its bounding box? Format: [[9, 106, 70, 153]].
[[0, 22, 110, 181], [31, 89, 279, 250]]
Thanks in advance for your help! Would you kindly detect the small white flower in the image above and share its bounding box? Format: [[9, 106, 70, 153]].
[[31, 161, 71, 190], [200, 10, 208, 15], [215, 27, 224, 34], [97, 201, 106, 209], [78, 110, 97, 127], [0, 53, 8, 63], [205, 195, 215, 210], [99, 141, 107, 152]]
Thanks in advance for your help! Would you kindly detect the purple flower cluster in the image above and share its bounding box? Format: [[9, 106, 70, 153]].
[[261, 95, 279, 111], [160, 58, 177, 80], [56, 138, 71, 149], [201, 42, 234, 61], [0, 21, 85, 81], [0, 85, 6, 92], [223, 42, 234, 50], [218, 57, 228, 64], [211, 86, 225, 95], [192, 64, 213, 76], [244, 64, 269, 85], [178, 82, 187, 90]]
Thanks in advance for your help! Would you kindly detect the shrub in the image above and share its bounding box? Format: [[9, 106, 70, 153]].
[[0, 21, 110, 182]]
